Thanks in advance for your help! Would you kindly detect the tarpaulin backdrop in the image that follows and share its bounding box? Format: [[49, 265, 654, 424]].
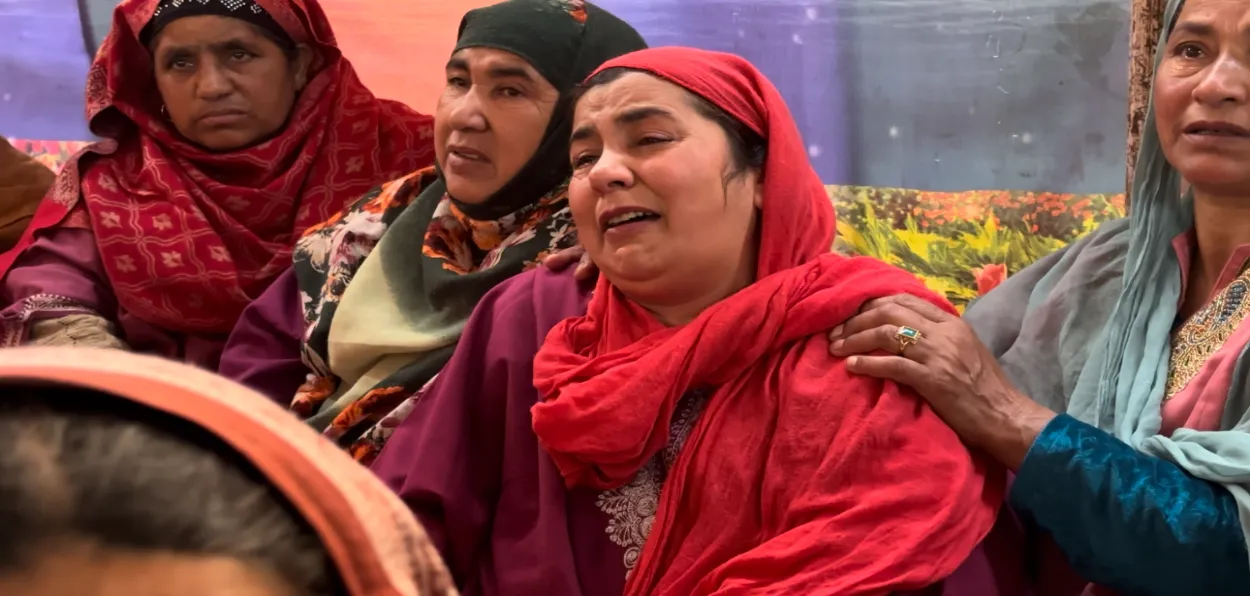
[[1, 0, 1130, 193]]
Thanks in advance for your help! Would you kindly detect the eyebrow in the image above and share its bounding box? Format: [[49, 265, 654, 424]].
[[158, 38, 255, 58], [445, 57, 537, 82], [570, 106, 678, 143], [1170, 21, 1217, 39]]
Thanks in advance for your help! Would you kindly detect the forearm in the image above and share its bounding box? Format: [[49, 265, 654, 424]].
[[1009, 414, 1250, 595]]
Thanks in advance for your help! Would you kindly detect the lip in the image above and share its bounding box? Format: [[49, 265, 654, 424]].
[[446, 144, 491, 164], [198, 109, 247, 124], [1183, 120, 1250, 137], [597, 205, 660, 232]]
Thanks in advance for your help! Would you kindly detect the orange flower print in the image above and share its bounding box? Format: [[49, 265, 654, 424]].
[[326, 386, 409, 442], [563, 0, 587, 23], [291, 375, 338, 418], [973, 263, 1008, 296]]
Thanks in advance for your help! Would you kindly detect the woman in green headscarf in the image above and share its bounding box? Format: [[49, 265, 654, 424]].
[[830, 0, 1250, 593], [217, 0, 645, 461]]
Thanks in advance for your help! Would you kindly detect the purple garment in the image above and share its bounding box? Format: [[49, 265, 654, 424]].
[[217, 266, 307, 404], [1, 227, 226, 368], [370, 266, 1021, 596]]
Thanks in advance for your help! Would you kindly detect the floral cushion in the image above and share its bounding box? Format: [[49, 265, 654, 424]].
[[829, 186, 1126, 310], [8, 140, 1127, 311]]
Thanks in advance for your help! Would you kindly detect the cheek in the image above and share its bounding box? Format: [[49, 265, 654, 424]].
[[494, 112, 548, 171], [568, 177, 600, 246], [156, 77, 194, 121], [245, 70, 297, 124]]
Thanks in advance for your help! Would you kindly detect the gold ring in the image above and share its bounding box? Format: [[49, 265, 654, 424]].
[[895, 326, 923, 355]]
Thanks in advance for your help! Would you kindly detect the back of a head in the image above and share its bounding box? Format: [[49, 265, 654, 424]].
[[0, 386, 338, 595]]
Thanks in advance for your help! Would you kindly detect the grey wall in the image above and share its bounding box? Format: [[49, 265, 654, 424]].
[[73, 0, 1132, 194], [839, 0, 1129, 193]]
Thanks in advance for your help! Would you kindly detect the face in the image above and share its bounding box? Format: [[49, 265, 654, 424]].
[[152, 16, 313, 152], [569, 72, 763, 324], [1154, 0, 1250, 197], [0, 542, 297, 596], [436, 47, 560, 204]]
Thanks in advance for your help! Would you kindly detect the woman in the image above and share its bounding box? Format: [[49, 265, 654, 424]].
[[0, 0, 435, 368], [830, 0, 1250, 592], [0, 347, 455, 595], [217, 0, 646, 458], [0, 137, 55, 252], [371, 47, 1003, 596]]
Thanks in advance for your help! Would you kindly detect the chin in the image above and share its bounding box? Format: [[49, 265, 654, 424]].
[[192, 131, 263, 153], [1180, 164, 1250, 197], [444, 178, 493, 205]]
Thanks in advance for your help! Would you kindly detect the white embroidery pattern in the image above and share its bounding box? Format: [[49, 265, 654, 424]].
[[595, 392, 708, 579]]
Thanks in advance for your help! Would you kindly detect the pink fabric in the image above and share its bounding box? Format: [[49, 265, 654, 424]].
[[1159, 232, 1250, 435], [0, 228, 225, 369]]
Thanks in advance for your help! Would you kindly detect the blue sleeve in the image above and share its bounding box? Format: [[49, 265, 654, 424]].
[[1009, 414, 1250, 595]]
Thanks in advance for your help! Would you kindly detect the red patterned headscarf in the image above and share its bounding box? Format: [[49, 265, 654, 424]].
[[0, 0, 435, 334]]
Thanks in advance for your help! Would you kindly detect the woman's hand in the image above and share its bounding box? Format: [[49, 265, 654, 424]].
[[828, 294, 1056, 470], [543, 245, 598, 281]]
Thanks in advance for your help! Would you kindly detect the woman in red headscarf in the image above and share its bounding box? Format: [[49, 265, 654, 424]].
[[370, 46, 1006, 595], [0, 0, 434, 368]]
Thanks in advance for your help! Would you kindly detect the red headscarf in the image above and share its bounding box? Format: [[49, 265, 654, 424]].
[[532, 47, 1002, 595], [0, 0, 434, 334]]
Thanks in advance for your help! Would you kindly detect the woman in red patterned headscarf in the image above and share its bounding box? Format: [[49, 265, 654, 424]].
[[0, 0, 434, 368]]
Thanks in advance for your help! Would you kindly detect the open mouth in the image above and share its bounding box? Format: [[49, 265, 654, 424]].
[[601, 209, 660, 231], [447, 145, 491, 163], [1184, 121, 1250, 137]]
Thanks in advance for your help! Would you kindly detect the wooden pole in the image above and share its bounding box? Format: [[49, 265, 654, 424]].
[[1125, 0, 1168, 203]]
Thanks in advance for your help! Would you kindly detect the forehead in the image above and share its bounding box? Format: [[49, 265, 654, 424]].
[[152, 15, 265, 51], [574, 72, 696, 123], [447, 47, 541, 77], [1173, 0, 1250, 32]]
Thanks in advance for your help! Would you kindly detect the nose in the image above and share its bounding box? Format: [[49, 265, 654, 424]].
[[447, 88, 489, 132], [195, 62, 233, 101], [587, 148, 635, 196], [1192, 54, 1250, 106]]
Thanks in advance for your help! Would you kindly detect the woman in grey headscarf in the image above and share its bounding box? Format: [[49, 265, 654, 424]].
[[829, 0, 1250, 593]]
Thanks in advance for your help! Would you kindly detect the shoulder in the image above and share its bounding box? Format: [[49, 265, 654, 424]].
[[294, 167, 438, 270], [476, 267, 591, 330], [808, 253, 956, 314]]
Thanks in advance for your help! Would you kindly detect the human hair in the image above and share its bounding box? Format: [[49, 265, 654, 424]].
[[577, 67, 767, 178], [0, 384, 340, 594]]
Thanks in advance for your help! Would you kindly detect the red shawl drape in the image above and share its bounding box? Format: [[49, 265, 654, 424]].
[[0, 0, 434, 334], [532, 47, 1003, 595]]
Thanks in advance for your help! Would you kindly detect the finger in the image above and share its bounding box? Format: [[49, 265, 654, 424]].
[[845, 354, 930, 388], [888, 294, 956, 323], [835, 302, 929, 339], [574, 253, 599, 281], [543, 250, 578, 271], [831, 324, 930, 362]]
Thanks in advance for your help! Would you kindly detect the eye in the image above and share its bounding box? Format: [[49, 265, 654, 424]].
[[229, 50, 252, 61], [572, 153, 598, 169], [168, 57, 193, 70], [637, 135, 671, 146], [498, 86, 524, 98], [1175, 42, 1205, 59], [447, 76, 469, 89]]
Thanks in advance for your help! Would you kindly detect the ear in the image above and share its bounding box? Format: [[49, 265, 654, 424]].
[[752, 173, 764, 209], [292, 43, 314, 91]]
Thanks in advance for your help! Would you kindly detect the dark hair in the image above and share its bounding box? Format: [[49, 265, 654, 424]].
[[0, 384, 340, 594], [577, 67, 767, 178]]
